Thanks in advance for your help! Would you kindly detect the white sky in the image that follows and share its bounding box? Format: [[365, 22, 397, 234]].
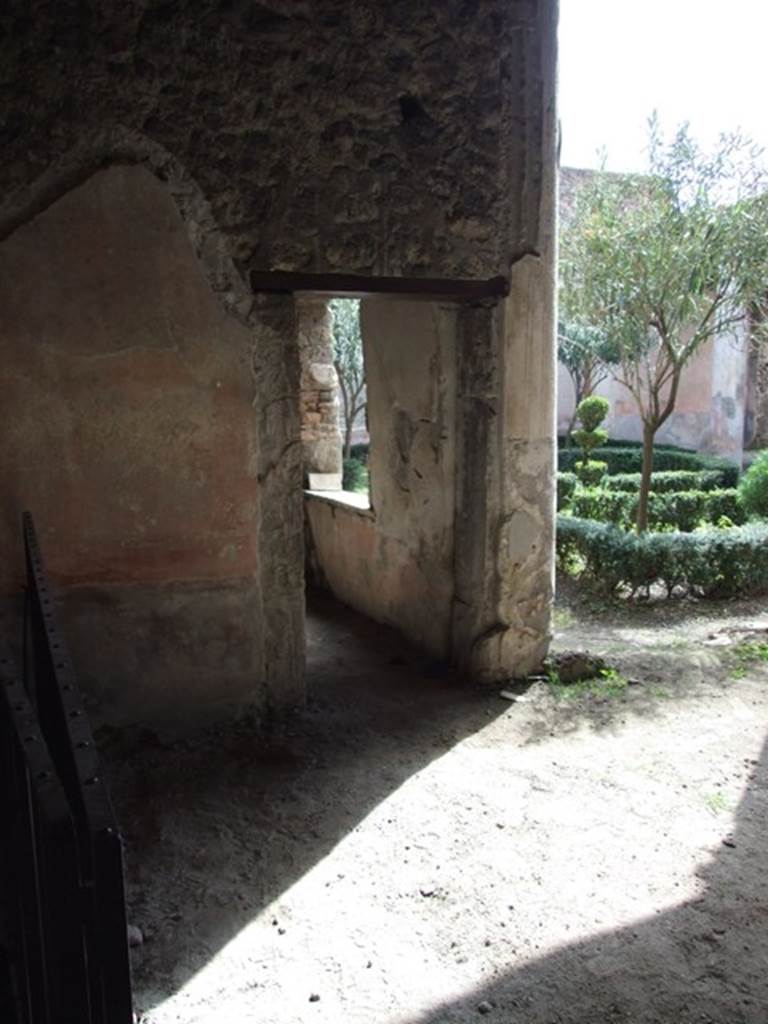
[[558, 0, 768, 172]]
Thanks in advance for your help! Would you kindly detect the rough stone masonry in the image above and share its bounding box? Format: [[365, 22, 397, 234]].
[[0, 0, 559, 730]]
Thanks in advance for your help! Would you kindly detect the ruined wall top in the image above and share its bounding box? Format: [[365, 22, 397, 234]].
[[0, 0, 554, 286]]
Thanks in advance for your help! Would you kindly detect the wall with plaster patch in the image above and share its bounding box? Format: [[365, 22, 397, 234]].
[[0, 165, 297, 730], [0, 1, 559, 716], [306, 298, 457, 657]]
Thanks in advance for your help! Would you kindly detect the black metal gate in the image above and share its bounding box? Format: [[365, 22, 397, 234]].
[[0, 513, 133, 1024]]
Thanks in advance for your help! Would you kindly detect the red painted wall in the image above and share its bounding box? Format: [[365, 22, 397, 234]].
[[0, 166, 260, 591], [0, 166, 270, 731]]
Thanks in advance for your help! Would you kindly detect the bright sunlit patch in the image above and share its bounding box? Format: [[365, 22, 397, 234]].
[[137, 718, 765, 1024]]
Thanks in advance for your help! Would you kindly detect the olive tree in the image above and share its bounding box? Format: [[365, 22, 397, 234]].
[[329, 298, 366, 461], [558, 319, 619, 442], [561, 116, 768, 531]]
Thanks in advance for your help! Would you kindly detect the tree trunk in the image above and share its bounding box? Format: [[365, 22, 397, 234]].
[[343, 419, 353, 462], [563, 376, 584, 448], [637, 421, 656, 533], [565, 406, 579, 447]]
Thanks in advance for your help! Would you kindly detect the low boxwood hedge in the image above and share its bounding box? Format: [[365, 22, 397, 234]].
[[556, 516, 768, 597], [556, 472, 578, 510], [597, 439, 691, 451], [558, 446, 739, 486], [738, 450, 768, 518], [342, 457, 368, 492], [349, 442, 370, 464], [557, 437, 691, 452], [570, 487, 746, 532], [603, 469, 726, 494]]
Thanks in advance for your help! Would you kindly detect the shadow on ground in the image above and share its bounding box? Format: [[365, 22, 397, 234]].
[[404, 732, 767, 1024], [106, 589, 505, 1013], [103, 588, 767, 1022]]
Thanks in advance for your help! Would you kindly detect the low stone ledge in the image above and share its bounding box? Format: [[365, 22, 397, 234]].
[[304, 489, 373, 516]]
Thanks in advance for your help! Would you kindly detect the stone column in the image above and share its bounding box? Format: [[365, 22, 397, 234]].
[[451, 260, 556, 683], [451, 0, 558, 682], [297, 297, 343, 490], [250, 293, 306, 710]]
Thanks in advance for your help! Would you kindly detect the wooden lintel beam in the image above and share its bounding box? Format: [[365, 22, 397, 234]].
[[249, 270, 509, 302]]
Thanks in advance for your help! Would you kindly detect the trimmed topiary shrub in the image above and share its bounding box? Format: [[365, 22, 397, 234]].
[[572, 395, 610, 487], [574, 459, 608, 486], [556, 516, 768, 597], [738, 450, 768, 519], [575, 395, 611, 432]]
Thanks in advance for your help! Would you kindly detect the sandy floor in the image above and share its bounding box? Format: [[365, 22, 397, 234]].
[[106, 584, 768, 1024]]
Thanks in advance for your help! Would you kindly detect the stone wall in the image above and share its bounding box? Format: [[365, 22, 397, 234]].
[[0, 1, 559, 718], [451, 253, 557, 682], [0, 165, 303, 730], [306, 233, 559, 686], [306, 299, 458, 657], [0, 1, 549, 286], [299, 0, 557, 686], [557, 327, 750, 463], [297, 298, 343, 488]]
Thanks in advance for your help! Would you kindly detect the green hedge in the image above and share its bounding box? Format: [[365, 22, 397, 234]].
[[738, 450, 768, 518], [603, 469, 727, 494], [558, 446, 739, 486], [556, 516, 768, 597], [597, 439, 690, 451], [349, 442, 370, 464], [558, 437, 691, 452], [557, 472, 578, 510], [570, 487, 746, 532], [342, 457, 368, 492]]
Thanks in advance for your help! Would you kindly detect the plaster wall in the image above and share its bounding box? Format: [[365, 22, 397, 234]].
[[745, 334, 768, 450], [0, 165, 286, 730], [306, 299, 457, 657]]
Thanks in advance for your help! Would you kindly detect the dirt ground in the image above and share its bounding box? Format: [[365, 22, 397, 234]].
[[106, 582, 768, 1024]]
